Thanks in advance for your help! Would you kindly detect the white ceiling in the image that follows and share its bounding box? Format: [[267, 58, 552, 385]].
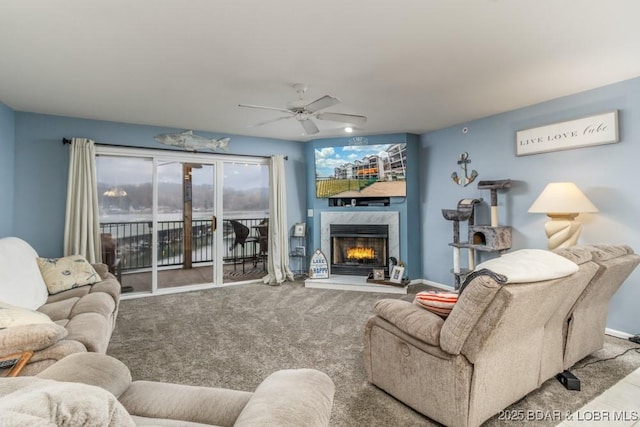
[[2, 1, 640, 142]]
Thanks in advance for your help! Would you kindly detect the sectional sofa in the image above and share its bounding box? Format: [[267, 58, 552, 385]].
[[0, 236, 336, 425], [0, 352, 335, 426], [0, 237, 121, 375]]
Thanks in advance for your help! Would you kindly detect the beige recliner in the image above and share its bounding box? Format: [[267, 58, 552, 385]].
[[555, 244, 640, 370], [364, 248, 599, 427]]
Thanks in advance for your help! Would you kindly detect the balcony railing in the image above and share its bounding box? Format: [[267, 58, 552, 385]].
[[100, 218, 266, 272]]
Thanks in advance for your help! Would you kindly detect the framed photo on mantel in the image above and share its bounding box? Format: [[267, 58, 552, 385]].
[[389, 265, 405, 284]]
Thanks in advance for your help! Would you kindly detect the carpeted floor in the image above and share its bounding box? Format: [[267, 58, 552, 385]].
[[108, 281, 640, 426]]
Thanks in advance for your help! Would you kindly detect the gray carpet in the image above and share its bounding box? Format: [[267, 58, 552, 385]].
[[107, 281, 640, 426]]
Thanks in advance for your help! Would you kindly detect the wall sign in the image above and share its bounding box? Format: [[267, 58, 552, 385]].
[[516, 110, 619, 156], [308, 249, 329, 278]]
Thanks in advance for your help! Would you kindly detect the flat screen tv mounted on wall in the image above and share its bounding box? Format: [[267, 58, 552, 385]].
[[314, 143, 407, 199]]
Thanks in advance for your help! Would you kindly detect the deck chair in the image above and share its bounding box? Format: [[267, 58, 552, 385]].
[[100, 233, 122, 283], [229, 220, 259, 273]]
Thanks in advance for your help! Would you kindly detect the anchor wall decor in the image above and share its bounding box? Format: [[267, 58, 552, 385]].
[[451, 152, 478, 187]]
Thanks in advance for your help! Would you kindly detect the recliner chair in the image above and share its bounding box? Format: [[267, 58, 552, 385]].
[[364, 248, 600, 427], [556, 244, 640, 370]]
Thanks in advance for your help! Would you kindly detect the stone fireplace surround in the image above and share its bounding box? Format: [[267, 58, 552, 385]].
[[305, 211, 404, 294]]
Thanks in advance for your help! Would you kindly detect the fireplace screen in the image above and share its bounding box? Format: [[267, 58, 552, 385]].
[[330, 224, 388, 275]]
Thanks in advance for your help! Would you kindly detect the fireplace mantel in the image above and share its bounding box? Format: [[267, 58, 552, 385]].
[[320, 211, 400, 273]]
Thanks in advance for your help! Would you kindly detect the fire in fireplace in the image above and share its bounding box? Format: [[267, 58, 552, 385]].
[[330, 224, 389, 275], [347, 246, 376, 260]]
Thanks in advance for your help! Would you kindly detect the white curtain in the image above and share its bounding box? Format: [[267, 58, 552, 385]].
[[64, 138, 102, 263], [263, 155, 294, 285]]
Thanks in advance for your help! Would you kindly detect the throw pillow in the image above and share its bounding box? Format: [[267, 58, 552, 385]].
[[0, 323, 69, 355], [0, 302, 54, 328], [37, 255, 100, 295], [474, 249, 579, 283], [414, 291, 458, 318]]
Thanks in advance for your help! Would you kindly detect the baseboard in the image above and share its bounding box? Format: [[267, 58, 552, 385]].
[[121, 279, 258, 300], [420, 279, 455, 291], [605, 328, 635, 339]]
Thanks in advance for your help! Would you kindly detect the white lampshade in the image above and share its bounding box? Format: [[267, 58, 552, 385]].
[[528, 182, 598, 214]]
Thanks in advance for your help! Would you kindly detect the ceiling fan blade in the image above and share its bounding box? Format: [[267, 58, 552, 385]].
[[316, 112, 367, 125], [300, 119, 320, 135], [304, 95, 341, 113], [238, 103, 293, 114], [249, 116, 292, 128]]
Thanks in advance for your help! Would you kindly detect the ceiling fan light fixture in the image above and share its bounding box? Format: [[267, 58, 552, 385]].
[[238, 84, 367, 136]]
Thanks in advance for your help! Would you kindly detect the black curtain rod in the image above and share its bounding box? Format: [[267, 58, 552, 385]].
[[61, 138, 287, 160]]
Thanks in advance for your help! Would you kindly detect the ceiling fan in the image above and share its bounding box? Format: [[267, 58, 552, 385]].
[[238, 83, 367, 135]]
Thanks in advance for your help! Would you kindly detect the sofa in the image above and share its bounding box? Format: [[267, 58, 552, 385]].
[[0, 237, 120, 375], [555, 244, 640, 370], [363, 247, 610, 427], [0, 352, 335, 426]]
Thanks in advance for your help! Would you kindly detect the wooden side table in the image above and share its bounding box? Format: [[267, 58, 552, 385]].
[[0, 351, 34, 377]]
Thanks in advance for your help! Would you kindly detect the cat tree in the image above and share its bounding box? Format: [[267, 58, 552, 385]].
[[442, 179, 512, 289]]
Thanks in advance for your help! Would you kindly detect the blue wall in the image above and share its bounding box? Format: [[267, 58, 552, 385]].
[[13, 113, 306, 258], [421, 77, 640, 334], [4, 76, 640, 334], [0, 102, 15, 237], [305, 133, 422, 279]]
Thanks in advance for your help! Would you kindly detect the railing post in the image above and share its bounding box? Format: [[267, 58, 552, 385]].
[[183, 164, 193, 269]]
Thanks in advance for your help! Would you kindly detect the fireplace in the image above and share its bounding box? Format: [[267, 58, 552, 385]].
[[330, 224, 388, 276]]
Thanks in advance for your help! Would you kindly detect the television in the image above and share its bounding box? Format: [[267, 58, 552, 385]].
[[314, 143, 407, 199]]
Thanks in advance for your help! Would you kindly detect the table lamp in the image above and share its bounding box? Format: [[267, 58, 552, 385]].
[[528, 182, 598, 250]]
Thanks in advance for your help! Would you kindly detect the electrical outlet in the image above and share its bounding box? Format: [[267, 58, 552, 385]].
[[629, 335, 640, 345]]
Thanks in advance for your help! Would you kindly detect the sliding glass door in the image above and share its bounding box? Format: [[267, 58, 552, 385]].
[[155, 160, 217, 289], [95, 147, 269, 295], [221, 161, 270, 284]]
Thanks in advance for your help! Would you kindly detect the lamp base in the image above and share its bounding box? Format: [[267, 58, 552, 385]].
[[544, 214, 581, 250]]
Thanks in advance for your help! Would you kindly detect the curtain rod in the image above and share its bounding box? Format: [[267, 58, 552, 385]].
[[61, 138, 287, 160]]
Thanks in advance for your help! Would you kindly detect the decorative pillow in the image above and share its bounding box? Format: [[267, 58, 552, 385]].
[[0, 323, 69, 354], [474, 249, 579, 283], [37, 255, 100, 295], [414, 291, 459, 318], [0, 302, 54, 328]]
